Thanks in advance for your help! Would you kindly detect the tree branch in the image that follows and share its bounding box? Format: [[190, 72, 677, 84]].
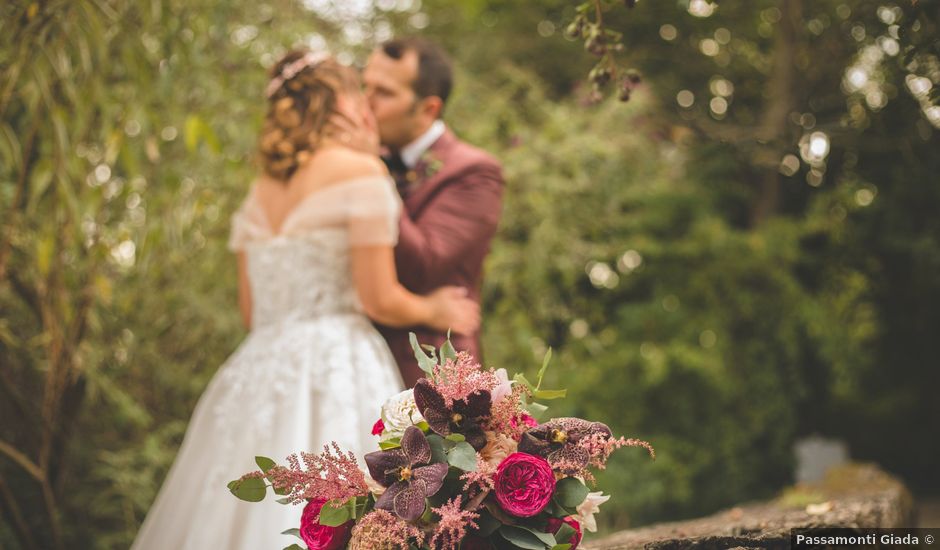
[[0, 473, 39, 550], [0, 439, 43, 482], [751, 0, 802, 226], [0, 360, 37, 437]]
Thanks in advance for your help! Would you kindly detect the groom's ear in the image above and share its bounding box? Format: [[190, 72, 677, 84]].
[[418, 95, 444, 121]]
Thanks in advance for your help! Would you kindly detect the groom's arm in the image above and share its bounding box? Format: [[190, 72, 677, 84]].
[[395, 161, 504, 290]]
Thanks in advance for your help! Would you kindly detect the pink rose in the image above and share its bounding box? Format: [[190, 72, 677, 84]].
[[371, 419, 385, 436], [494, 452, 556, 517], [300, 498, 352, 550], [546, 516, 582, 549]]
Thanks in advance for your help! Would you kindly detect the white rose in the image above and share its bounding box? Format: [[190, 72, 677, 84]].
[[380, 389, 425, 436], [364, 471, 386, 497], [574, 491, 610, 533]]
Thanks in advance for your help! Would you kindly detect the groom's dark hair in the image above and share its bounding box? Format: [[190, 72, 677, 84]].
[[382, 37, 453, 108]]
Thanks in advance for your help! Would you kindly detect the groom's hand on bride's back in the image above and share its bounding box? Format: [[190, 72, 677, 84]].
[[427, 286, 480, 336]]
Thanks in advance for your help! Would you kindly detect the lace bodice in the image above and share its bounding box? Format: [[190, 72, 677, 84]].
[[228, 176, 401, 328]]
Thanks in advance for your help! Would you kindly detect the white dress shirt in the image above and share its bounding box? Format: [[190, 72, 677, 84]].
[[400, 120, 446, 169]]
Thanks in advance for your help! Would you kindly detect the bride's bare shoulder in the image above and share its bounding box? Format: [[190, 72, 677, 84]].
[[304, 147, 388, 183]]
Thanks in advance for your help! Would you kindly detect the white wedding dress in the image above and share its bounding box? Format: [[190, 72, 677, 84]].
[[132, 176, 405, 550]]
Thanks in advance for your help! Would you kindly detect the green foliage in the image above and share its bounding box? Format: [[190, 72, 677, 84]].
[[0, 1, 353, 548], [317, 499, 353, 527], [554, 477, 590, 511], [498, 524, 558, 549], [228, 477, 267, 502], [1, 0, 937, 547], [446, 441, 478, 471]]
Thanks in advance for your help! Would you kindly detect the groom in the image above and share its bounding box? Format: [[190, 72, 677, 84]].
[[361, 37, 505, 387]]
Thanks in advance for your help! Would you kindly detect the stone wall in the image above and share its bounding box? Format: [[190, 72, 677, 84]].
[[586, 464, 913, 549]]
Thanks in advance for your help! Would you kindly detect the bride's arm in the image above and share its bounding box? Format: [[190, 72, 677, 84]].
[[351, 245, 478, 335], [315, 147, 477, 334], [352, 245, 430, 326], [237, 252, 252, 329]]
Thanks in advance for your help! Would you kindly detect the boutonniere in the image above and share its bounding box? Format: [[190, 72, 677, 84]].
[[416, 150, 444, 180]]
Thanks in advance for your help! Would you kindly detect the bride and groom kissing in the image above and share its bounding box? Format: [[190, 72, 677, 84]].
[[131, 38, 504, 548]]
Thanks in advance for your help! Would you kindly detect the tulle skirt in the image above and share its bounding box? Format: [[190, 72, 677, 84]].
[[131, 313, 403, 550]]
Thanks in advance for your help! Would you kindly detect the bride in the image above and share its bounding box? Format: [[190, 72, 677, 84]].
[[131, 50, 480, 549]]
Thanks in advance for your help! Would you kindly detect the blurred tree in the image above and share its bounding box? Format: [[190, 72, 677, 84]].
[[421, 0, 940, 520], [1, 0, 938, 547], [0, 1, 362, 547]]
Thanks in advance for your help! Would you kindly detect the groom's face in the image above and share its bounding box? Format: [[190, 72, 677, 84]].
[[363, 48, 431, 150]]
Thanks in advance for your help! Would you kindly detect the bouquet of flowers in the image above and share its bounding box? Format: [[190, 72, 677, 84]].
[[229, 336, 654, 550]]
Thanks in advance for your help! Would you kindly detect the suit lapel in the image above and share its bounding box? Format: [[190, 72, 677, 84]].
[[403, 129, 458, 216]]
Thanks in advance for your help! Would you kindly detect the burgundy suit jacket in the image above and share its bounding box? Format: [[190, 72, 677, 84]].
[[376, 129, 504, 387]]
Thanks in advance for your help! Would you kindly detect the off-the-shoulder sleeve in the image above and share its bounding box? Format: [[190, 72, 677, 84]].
[[345, 176, 402, 247], [227, 186, 272, 252]]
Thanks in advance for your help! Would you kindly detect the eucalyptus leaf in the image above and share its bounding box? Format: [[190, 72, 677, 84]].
[[281, 527, 302, 540], [441, 333, 457, 362], [527, 401, 549, 420], [554, 477, 589, 509], [410, 332, 437, 375], [317, 498, 351, 526], [255, 456, 276, 473], [447, 441, 478, 471], [427, 434, 447, 463], [227, 477, 267, 502]]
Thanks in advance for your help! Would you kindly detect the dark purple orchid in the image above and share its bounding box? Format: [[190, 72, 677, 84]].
[[518, 417, 612, 474], [363, 426, 448, 521], [413, 379, 491, 451]]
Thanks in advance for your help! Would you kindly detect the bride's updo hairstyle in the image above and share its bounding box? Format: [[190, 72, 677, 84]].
[[259, 50, 360, 181]]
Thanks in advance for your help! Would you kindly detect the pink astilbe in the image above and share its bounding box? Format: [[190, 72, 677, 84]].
[[579, 434, 656, 470], [431, 352, 499, 406], [429, 497, 480, 550], [460, 455, 497, 492], [552, 459, 596, 484], [347, 509, 424, 550], [266, 442, 369, 505], [484, 384, 531, 439]]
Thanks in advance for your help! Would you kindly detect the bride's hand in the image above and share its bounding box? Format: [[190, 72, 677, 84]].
[[426, 286, 480, 336]]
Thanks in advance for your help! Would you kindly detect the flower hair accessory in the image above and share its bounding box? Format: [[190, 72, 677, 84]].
[[265, 51, 330, 98]]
